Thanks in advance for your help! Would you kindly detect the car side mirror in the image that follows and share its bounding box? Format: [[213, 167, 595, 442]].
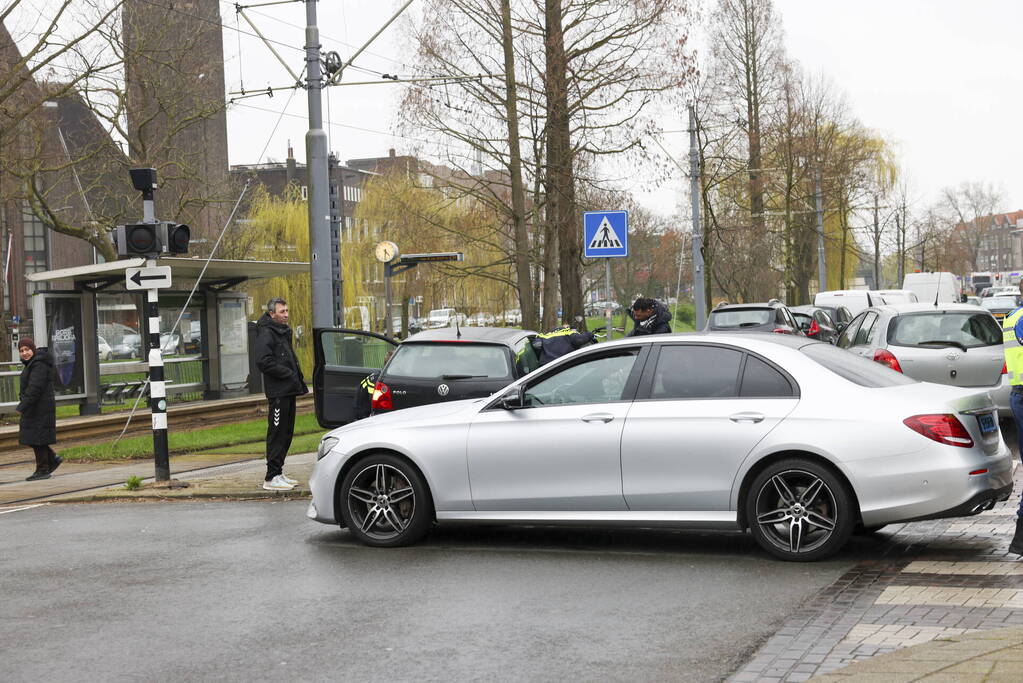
[[500, 386, 526, 410]]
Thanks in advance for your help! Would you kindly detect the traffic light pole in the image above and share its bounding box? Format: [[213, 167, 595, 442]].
[[143, 260, 170, 482]]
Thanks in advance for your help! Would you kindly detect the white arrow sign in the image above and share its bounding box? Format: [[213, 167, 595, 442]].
[[125, 266, 172, 290]]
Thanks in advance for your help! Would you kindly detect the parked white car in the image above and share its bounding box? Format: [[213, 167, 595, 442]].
[[97, 336, 112, 361]]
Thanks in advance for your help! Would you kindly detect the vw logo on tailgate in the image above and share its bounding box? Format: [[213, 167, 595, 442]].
[[437, 383, 450, 396]]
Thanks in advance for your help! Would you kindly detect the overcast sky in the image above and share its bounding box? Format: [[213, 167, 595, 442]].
[[218, 1, 1022, 218]]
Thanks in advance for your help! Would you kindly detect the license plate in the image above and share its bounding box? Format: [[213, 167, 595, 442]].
[[978, 413, 997, 434]]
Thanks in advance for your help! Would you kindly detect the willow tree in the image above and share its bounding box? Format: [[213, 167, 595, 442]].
[[355, 169, 517, 322], [240, 185, 373, 369]]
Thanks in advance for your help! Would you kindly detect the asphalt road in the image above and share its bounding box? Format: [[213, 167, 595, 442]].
[[2, 501, 892, 682]]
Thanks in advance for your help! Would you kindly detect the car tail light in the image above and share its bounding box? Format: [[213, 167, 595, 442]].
[[903, 414, 974, 448], [1002, 362, 1008, 375], [772, 327, 788, 334], [371, 382, 393, 411], [808, 319, 821, 337], [873, 348, 903, 373]]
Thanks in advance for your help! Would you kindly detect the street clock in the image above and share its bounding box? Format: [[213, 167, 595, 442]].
[[374, 240, 400, 263]]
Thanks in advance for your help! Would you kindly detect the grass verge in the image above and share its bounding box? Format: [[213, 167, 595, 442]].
[[60, 413, 323, 462], [200, 431, 322, 456]]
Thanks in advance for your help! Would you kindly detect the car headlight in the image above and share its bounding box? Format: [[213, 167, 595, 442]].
[[317, 436, 339, 461]]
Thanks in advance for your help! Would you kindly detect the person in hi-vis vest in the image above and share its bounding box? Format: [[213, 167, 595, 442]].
[[1001, 281, 1023, 555]]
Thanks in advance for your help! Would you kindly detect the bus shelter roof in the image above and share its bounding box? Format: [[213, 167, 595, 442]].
[[26, 257, 309, 290]]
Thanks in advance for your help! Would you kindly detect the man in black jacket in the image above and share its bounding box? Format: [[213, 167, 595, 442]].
[[254, 298, 308, 491], [627, 297, 673, 336]]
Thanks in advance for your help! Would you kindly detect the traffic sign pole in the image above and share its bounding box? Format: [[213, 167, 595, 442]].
[[605, 259, 613, 340], [143, 258, 170, 482], [583, 211, 628, 339]]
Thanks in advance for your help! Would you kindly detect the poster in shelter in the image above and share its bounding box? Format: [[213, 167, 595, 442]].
[[47, 297, 85, 395]]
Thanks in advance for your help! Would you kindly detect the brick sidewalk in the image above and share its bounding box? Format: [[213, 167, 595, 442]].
[[731, 469, 1023, 682]]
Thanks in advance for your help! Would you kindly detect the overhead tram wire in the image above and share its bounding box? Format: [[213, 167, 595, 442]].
[[222, 0, 412, 79], [230, 100, 492, 160]]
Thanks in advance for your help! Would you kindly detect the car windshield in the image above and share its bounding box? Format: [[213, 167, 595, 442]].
[[982, 297, 1018, 309], [709, 308, 772, 328], [385, 343, 511, 379], [888, 312, 1002, 349], [801, 343, 918, 387]]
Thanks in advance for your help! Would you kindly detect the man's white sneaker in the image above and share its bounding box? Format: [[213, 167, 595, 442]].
[[280, 474, 299, 486], [262, 475, 295, 491]]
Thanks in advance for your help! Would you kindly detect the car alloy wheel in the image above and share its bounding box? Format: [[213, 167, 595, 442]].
[[747, 458, 853, 561], [340, 454, 432, 547]]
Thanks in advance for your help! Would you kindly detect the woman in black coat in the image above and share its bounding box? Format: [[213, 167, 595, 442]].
[[17, 338, 62, 481]]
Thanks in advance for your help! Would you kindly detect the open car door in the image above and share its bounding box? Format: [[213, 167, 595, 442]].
[[313, 328, 399, 428]]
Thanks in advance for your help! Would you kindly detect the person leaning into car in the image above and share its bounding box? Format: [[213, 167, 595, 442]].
[[254, 297, 308, 492], [627, 297, 672, 336], [1002, 281, 1023, 555]]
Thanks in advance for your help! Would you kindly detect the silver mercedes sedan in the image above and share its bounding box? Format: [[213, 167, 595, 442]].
[[308, 334, 1013, 561]]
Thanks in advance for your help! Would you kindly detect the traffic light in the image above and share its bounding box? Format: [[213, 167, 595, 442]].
[[113, 221, 190, 257], [164, 222, 190, 254]]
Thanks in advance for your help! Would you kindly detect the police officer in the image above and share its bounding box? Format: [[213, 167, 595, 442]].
[[355, 370, 379, 420], [1002, 282, 1023, 554], [532, 326, 597, 366]]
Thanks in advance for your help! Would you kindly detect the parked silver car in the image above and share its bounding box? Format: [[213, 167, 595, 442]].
[[981, 295, 1020, 324], [836, 303, 1011, 418], [309, 333, 1012, 561]]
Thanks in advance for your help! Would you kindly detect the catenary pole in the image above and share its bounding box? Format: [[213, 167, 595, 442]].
[[688, 105, 706, 330], [306, 0, 333, 329], [815, 168, 826, 292]]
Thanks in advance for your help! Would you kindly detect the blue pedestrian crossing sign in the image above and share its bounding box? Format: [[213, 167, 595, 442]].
[[583, 210, 628, 258]]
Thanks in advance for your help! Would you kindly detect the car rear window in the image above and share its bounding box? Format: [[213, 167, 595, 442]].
[[709, 308, 771, 328], [888, 312, 1002, 349], [801, 343, 918, 387], [384, 343, 511, 379]]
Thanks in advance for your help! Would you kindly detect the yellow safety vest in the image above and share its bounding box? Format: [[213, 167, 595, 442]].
[[1002, 307, 1023, 386]]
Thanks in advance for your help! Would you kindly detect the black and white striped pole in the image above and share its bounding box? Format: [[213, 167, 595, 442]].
[[144, 267, 170, 482], [114, 169, 184, 485]]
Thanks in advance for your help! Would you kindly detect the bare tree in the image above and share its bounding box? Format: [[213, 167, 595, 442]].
[[941, 181, 1005, 272]]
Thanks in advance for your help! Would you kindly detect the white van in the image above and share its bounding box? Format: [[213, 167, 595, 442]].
[[427, 308, 460, 328], [873, 289, 919, 305], [901, 272, 959, 304], [814, 290, 885, 316]]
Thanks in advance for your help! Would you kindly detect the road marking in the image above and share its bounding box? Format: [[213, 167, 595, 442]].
[[0, 503, 49, 515], [903, 560, 1023, 576], [875, 585, 1023, 609]]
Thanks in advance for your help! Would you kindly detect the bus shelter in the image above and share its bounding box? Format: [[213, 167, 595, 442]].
[[0, 257, 308, 415]]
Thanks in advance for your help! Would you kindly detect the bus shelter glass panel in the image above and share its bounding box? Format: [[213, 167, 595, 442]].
[[218, 294, 249, 391], [158, 294, 205, 358], [32, 293, 86, 398], [97, 293, 141, 361]]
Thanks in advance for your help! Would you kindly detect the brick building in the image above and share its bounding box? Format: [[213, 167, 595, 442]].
[[974, 210, 1023, 272]]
